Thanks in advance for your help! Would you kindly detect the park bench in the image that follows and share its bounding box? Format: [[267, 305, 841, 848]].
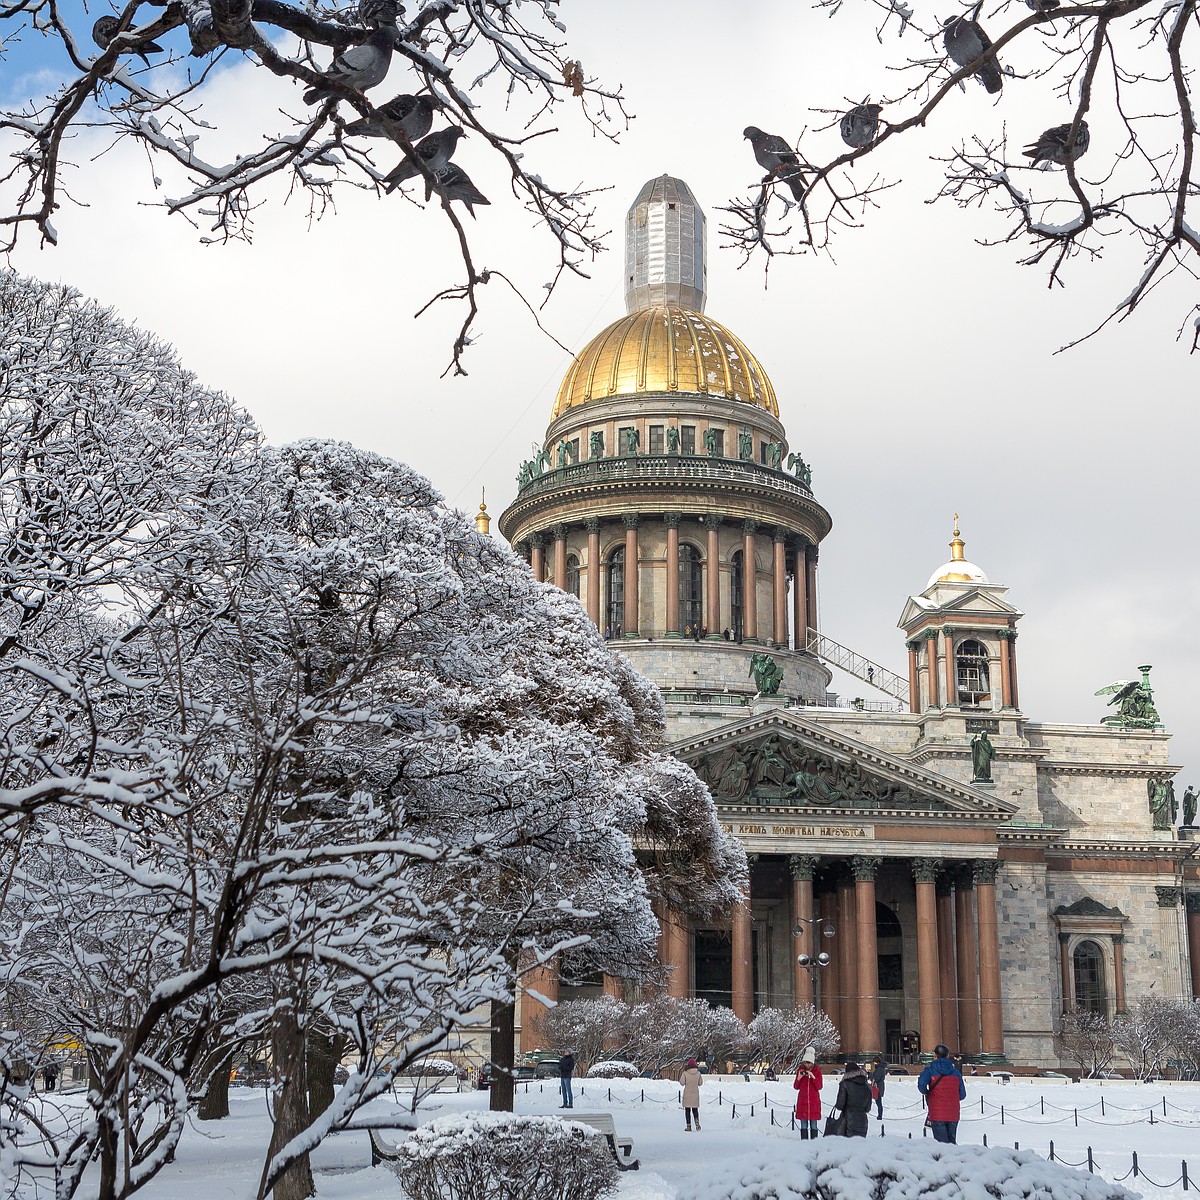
[[566, 1112, 639, 1171], [368, 1128, 405, 1167]]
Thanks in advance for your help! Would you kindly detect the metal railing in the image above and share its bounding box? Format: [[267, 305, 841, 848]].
[[805, 627, 909, 702]]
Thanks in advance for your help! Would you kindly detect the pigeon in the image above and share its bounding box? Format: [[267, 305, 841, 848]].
[[383, 125, 465, 192], [92, 15, 164, 64], [429, 164, 490, 217], [303, 27, 394, 104], [1025, 0, 1060, 10], [358, 0, 401, 27], [943, 14, 1003, 94], [344, 93, 434, 142], [839, 103, 883, 149], [743, 126, 806, 202], [1023, 120, 1090, 166]]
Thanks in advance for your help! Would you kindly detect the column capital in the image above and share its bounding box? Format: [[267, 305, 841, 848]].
[[663, 511, 682, 528], [623, 513, 640, 530], [552, 522, 567, 541], [1187, 892, 1200, 916], [906, 639, 923, 653], [911, 857, 942, 883], [942, 626, 956, 638], [1058, 931, 1072, 944], [704, 513, 723, 529], [1111, 933, 1125, 945], [996, 627, 1019, 642], [1156, 885, 1182, 908], [924, 628, 939, 641], [529, 532, 545, 548], [773, 526, 789, 544], [742, 518, 757, 536], [584, 517, 601, 534], [972, 859, 999, 886], [515, 541, 531, 558], [851, 855, 882, 882], [952, 861, 976, 889], [789, 854, 820, 880]]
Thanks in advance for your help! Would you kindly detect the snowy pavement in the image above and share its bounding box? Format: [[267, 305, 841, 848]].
[[27, 1075, 1200, 1198]]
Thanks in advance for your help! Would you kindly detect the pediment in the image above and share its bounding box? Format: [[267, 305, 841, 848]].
[[1054, 897, 1126, 920], [899, 587, 1021, 630], [673, 710, 1017, 817]]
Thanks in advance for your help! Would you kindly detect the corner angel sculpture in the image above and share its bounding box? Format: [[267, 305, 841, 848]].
[[1094, 666, 1161, 728]]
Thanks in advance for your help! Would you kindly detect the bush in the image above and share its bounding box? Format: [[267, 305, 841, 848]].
[[404, 1057, 457, 1077], [676, 1141, 1137, 1200], [586, 1060, 639, 1079], [397, 1112, 618, 1200]]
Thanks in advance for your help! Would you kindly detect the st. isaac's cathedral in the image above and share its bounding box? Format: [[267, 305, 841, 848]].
[[493, 175, 1198, 1068]]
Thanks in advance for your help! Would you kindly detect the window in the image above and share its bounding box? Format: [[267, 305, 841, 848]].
[[566, 553, 580, 599], [760, 442, 771, 466], [730, 550, 744, 642], [680, 544, 703, 633], [568, 438, 579, 464], [956, 639, 991, 707], [1073, 941, 1107, 1014], [680, 425, 696, 455], [607, 547, 625, 636], [649, 425, 665, 454]]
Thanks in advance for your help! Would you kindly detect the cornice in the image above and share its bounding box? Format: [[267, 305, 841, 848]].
[[1036, 761, 1185, 778], [1045, 838, 1195, 862]]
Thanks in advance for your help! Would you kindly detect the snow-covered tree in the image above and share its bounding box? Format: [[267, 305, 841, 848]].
[[534, 996, 632, 1073], [1055, 1008, 1117, 1079], [0, 271, 742, 1198], [748, 1005, 840, 1071], [1113, 997, 1192, 1081]]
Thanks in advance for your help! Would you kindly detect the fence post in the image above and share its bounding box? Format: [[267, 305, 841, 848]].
[[1164, 1095, 1168, 1117], [1150, 1108, 1155, 1125], [1132, 1151, 1139, 1178], [1101, 1096, 1105, 1116], [641, 1089, 644, 1103], [771, 1110, 775, 1126], [980, 1095, 985, 1114], [732, 1103, 736, 1120], [1087, 1148, 1094, 1174], [608, 1088, 612, 1102], [791, 1112, 795, 1130], [1015, 1142, 1019, 1151], [751, 1105, 755, 1117], [1040, 1097, 1044, 1116], [764, 1090, 768, 1105], [983, 1133, 989, 1147], [1001, 1106, 1005, 1125], [1183, 1160, 1190, 1191], [1074, 1109, 1078, 1127], [1049, 1142, 1055, 1162]]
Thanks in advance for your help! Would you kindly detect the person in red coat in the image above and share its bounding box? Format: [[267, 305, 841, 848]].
[[793, 1045, 823, 1139], [917, 1044, 967, 1143]]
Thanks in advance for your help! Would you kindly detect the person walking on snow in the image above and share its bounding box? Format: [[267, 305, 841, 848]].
[[869, 1054, 888, 1120], [793, 1045, 822, 1139], [918, 1044, 966, 1143], [681, 1058, 703, 1130], [833, 1061, 873, 1137], [558, 1049, 575, 1109]]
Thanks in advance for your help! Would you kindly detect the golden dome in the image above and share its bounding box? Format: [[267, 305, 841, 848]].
[[927, 515, 989, 587], [551, 305, 779, 420]]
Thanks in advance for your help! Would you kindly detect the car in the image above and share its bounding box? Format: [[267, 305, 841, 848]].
[[514, 1065, 538, 1082], [476, 1063, 493, 1090], [1036, 1070, 1071, 1080], [1095, 1070, 1123, 1079], [229, 1062, 271, 1087], [333, 1065, 349, 1084], [888, 1067, 909, 1077], [534, 1060, 560, 1079]]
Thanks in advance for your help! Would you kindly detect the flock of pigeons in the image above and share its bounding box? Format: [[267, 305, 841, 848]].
[[744, 0, 1090, 204], [90, 0, 490, 216]]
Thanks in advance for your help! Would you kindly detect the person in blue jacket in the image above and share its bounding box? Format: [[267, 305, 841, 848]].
[[917, 1045, 966, 1143]]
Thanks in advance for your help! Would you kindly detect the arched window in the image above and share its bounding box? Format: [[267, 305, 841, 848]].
[[730, 550, 744, 642], [680, 544, 703, 633], [956, 638, 991, 707], [565, 553, 580, 599], [1072, 940, 1107, 1014], [606, 547, 625, 637]]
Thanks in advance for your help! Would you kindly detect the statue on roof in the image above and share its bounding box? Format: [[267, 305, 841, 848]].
[[749, 652, 784, 697], [970, 730, 996, 783], [786, 451, 812, 488], [1182, 784, 1196, 828], [1147, 777, 1177, 831], [1095, 665, 1161, 728]]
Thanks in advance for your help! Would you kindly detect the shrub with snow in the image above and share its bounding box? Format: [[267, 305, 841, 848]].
[[397, 1111, 618, 1200], [587, 1060, 639, 1079], [675, 1140, 1137, 1200], [404, 1057, 457, 1077]]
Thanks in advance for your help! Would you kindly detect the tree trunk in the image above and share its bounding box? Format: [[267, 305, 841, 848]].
[[306, 1028, 345, 1119], [489, 997, 516, 1113], [261, 1009, 314, 1200], [198, 1045, 234, 1121]]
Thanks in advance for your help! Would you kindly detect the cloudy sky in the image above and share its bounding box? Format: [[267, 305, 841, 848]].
[[5, 0, 1198, 792]]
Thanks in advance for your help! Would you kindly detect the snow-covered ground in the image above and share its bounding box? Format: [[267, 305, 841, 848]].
[[27, 1075, 1200, 1199]]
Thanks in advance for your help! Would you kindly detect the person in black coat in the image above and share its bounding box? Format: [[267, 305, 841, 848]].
[[834, 1061, 873, 1137], [558, 1049, 575, 1109], [869, 1054, 888, 1119]]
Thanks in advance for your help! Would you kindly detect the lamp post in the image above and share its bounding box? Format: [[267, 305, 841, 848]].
[[793, 915, 836, 971]]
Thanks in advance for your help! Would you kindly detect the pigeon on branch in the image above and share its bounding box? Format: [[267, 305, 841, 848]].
[[429, 164, 490, 217], [1022, 120, 1089, 166], [1024, 0, 1060, 10], [92, 16, 164, 64], [358, 0, 401, 27], [384, 125, 466, 193], [743, 126, 806, 202], [303, 27, 394, 104], [839, 103, 883, 149], [943, 14, 1003, 94], [345, 93, 434, 141]]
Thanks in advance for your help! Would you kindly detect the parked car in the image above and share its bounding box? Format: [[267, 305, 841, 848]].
[[476, 1063, 493, 1090], [1037, 1070, 1071, 1079], [515, 1066, 538, 1082], [534, 1060, 560, 1079], [229, 1062, 271, 1087]]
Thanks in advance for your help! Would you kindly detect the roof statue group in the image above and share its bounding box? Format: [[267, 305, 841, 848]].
[[92, 0, 489, 217], [743, 0, 1087, 202]]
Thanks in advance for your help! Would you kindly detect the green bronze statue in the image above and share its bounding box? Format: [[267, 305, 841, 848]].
[[667, 426, 680, 454], [703, 427, 719, 457], [970, 730, 996, 783], [1148, 777, 1177, 831], [765, 441, 783, 469], [786, 451, 812, 488], [1095, 664, 1161, 728], [749, 652, 784, 696], [1183, 785, 1197, 828], [589, 431, 604, 459], [738, 430, 753, 461]]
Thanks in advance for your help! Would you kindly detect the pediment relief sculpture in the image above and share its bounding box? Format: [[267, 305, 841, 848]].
[[692, 733, 948, 810]]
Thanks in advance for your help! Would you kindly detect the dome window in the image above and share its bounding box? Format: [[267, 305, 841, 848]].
[[680, 544, 703, 633], [955, 638, 991, 708]]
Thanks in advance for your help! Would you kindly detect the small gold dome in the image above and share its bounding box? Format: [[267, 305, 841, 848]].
[[551, 305, 779, 420]]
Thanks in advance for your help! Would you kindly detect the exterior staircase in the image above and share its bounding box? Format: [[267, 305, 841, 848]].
[[805, 628, 909, 703]]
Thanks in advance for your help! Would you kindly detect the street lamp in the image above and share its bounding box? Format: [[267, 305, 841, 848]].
[[793, 915, 835, 970]]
